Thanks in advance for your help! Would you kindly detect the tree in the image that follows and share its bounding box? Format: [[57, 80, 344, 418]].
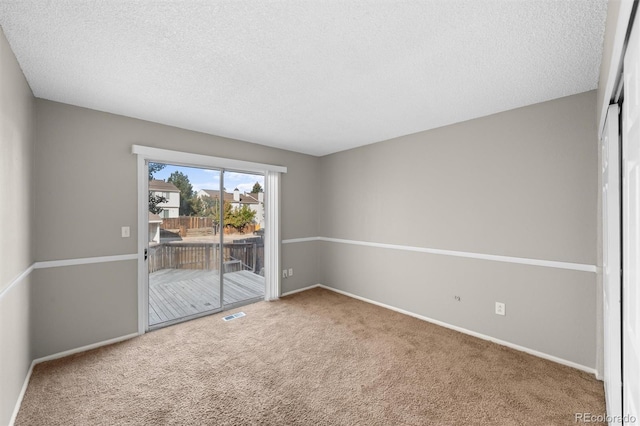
[[195, 195, 256, 233], [167, 171, 194, 216], [222, 201, 233, 225], [211, 200, 233, 235], [148, 162, 166, 180], [196, 195, 218, 217], [226, 204, 256, 233], [148, 162, 167, 213], [148, 192, 167, 214], [200, 196, 222, 234], [189, 196, 204, 218], [251, 182, 263, 193]]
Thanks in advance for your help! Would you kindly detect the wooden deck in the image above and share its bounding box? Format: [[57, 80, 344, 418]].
[[149, 269, 265, 327]]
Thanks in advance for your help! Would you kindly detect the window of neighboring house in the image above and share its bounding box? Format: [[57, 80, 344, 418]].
[[162, 210, 170, 218], [163, 192, 169, 199]]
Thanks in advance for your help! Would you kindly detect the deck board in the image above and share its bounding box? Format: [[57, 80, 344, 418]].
[[148, 269, 265, 327]]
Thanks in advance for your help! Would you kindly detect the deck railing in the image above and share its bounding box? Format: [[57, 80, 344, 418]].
[[148, 241, 263, 274]]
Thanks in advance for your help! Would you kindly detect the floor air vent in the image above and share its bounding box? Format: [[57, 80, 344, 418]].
[[223, 312, 246, 321]]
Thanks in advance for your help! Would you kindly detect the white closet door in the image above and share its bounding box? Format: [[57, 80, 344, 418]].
[[622, 12, 640, 423], [603, 104, 622, 422]]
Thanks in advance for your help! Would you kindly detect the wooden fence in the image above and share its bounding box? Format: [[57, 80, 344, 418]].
[[161, 216, 257, 237], [148, 241, 264, 274], [161, 216, 213, 230]]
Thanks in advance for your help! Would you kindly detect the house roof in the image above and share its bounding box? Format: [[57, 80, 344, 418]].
[[241, 193, 260, 204], [199, 189, 234, 202], [149, 180, 180, 192], [199, 189, 260, 205]]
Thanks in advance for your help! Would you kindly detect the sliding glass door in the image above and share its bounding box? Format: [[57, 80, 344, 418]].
[[147, 163, 222, 328], [146, 162, 265, 329]]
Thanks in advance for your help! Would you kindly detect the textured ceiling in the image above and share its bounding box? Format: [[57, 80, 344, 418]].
[[0, 1, 607, 156]]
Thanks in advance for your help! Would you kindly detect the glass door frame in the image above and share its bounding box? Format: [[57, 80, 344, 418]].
[[134, 145, 285, 334]]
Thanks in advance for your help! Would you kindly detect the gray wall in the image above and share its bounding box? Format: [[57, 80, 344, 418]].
[[318, 91, 598, 368], [31, 262, 138, 359], [0, 26, 35, 425], [32, 99, 320, 357]]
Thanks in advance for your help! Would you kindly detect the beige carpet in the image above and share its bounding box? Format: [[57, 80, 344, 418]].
[[16, 288, 605, 425]]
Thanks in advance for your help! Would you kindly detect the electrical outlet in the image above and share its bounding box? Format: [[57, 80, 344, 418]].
[[282, 269, 288, 279], [121, 226, 130, 238], [495, 302, 506, 316], [288, 268, 293, 277]]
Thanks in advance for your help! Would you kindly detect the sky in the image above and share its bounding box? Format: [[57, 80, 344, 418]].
[[151, 163, 265, 194]]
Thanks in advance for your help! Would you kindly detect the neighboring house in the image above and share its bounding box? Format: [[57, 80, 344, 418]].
[[149, 179, 180, 218], [148, 212, 162, 243], [197, 188, 265, 228]]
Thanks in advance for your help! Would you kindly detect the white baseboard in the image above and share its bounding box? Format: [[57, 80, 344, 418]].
[[9, 332, 139, 426], [33, 332, 140, 364], [8, 360, 35, 426], [281, 284, 320, 297], [309, 284, 596, 376]]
